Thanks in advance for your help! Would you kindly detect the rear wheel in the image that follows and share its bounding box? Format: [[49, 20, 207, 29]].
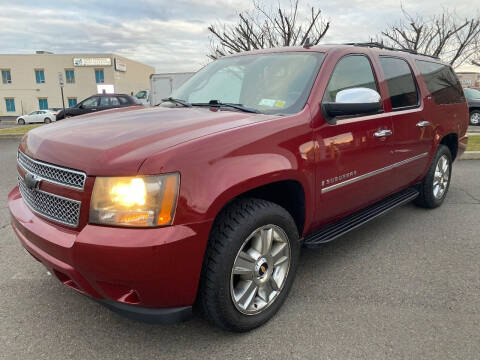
[[470, 110, 480, 125], [44, 118, 51, 124], [18, 118, 25, 125], [414, 145, 452, 208], [197, 198, 300, 332]]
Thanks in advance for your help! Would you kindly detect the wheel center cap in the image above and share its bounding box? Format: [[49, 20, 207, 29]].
[[255, 258, 269, 279]]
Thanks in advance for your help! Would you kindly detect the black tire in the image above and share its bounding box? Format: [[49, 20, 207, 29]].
[[414, 144, 452, 208], [18, 118, 25, 125], [470, 110, 480, 126], [44, 118, 51, 124], [197, 198, 300, 332]]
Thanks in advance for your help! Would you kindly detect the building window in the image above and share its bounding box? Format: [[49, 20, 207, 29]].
[[65, 69, 75, 84], [68, 98, 77, 107], [95, 69, 104, 83], [35, 69, 45, 84], [38, 98, 48, 110], [5, 98, 15, 112], [2, 70, 12, 84]]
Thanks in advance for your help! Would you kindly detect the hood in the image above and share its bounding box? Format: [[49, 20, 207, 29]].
[[21, 106, 278, 176]]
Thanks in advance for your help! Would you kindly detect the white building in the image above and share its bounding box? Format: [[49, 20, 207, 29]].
[[0, 52, 154, 117]]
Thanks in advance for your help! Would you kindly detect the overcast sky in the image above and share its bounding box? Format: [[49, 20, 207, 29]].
[[0, 0, 477, 72]]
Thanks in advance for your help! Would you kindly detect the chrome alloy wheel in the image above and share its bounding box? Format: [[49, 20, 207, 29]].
[[471, 112, 480, 125], [230, 224, 291, 315], [433, 154, 450, 199]]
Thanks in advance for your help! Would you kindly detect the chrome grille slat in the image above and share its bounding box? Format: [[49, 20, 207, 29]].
[[17, 151, 86, 190], [18, 177, 81, 227]]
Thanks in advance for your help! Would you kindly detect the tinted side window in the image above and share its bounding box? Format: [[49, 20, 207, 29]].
[[110, 97, 120, 105], [82, 97, 99, 108], [324, 55, 378, 102], [99, 97, 110, 106], [415, 60, 465, 104], [379, 57, 419, 109], [118, 96, 129, 105]]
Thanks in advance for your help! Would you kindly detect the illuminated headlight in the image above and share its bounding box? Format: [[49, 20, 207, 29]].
[[89, 173, 180, 227]]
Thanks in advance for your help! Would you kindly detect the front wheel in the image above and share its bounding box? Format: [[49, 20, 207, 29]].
[[197, 198, 300, 332], [17, 118, 25, 125], [470, 110, 480, 126], [414, 144, 452, 208]]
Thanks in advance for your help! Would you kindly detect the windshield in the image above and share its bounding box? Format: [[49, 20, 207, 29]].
[[170, 52, 325, 115], [464, 88, 480, 100]]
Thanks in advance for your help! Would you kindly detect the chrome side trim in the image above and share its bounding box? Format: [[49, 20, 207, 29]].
[[321, 152, 429, 194], [17, 151, 87, 191]]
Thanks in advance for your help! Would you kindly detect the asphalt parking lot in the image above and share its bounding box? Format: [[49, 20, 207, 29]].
[[1, 138, 479, 360]]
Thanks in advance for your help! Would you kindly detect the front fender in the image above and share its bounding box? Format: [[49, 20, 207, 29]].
[[203, 153, 313, 224], [139, 109, 315, 232]]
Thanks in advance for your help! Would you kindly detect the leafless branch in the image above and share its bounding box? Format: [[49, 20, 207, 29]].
[[379, 8, 480, 67], [207, 0, 330, 60]]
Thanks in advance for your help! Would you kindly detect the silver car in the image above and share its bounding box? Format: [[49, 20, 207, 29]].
[[16, 110, 57, 125]]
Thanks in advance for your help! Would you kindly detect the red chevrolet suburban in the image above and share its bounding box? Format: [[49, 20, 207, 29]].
[[8, 44, 469, 332]]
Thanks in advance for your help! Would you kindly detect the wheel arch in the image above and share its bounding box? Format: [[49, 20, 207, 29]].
[[206, 173, 311, 237], [439, 133, 458, 161]]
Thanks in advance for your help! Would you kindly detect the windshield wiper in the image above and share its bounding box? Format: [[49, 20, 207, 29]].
[[192, 100, 261, 114], [157, 97, 192, 107]]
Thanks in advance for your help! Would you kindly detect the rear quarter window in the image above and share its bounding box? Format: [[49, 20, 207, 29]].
[[415, 60, 465, 105]]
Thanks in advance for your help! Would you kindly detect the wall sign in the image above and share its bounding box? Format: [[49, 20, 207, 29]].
[[73, 57, 112, 67], [114, 58, 127, 72]]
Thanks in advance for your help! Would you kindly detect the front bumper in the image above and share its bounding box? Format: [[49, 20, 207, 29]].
[[8, 185, 212, 321]]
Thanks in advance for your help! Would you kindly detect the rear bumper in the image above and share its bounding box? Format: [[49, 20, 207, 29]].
[[8, 185, 212, 318]]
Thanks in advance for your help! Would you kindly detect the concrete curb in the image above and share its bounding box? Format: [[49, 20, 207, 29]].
[[0, 134, 24, 140], [460, 151, 480, 160]]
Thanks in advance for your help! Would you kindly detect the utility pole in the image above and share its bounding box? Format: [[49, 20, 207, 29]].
[[58, 72, 66, 115]]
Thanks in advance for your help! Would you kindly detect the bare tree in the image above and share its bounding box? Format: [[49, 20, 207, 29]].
[[207, 0, 330, 60], [379, 8, 480, 67]]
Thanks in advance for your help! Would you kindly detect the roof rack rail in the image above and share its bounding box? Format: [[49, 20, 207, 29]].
[[345, 42, 440, 60]]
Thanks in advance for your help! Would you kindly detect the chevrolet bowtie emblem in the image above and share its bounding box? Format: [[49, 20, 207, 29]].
[[24, 173, 41, 190]]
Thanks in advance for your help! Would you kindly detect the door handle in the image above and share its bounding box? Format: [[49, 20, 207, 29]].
[[416, 121, 431, 127], [374, 129, 392, 138]]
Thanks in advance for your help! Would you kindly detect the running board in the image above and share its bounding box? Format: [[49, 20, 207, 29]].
[[303, 187, 419, 248]]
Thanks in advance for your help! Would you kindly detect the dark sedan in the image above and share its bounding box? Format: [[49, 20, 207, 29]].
[[56, 94, 141, 120], [465, 88, 480, 125]]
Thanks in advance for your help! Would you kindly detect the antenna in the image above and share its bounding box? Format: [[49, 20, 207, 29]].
[[303, 37, 314, 49]]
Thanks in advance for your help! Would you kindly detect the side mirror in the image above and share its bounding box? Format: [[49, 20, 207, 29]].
[[77, 104, 83, 109], [323, 88, 382, 120]]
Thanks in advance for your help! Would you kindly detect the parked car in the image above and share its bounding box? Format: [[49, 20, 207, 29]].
[[16, 110, 57, 125], [55, 94, 140, 120], [9, 44, 469, 332], [464, 88, 480, 125]]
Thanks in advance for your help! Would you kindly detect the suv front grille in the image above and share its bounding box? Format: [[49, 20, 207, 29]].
[[17, 151, 86, 190], [18, 177, 81, 227]]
